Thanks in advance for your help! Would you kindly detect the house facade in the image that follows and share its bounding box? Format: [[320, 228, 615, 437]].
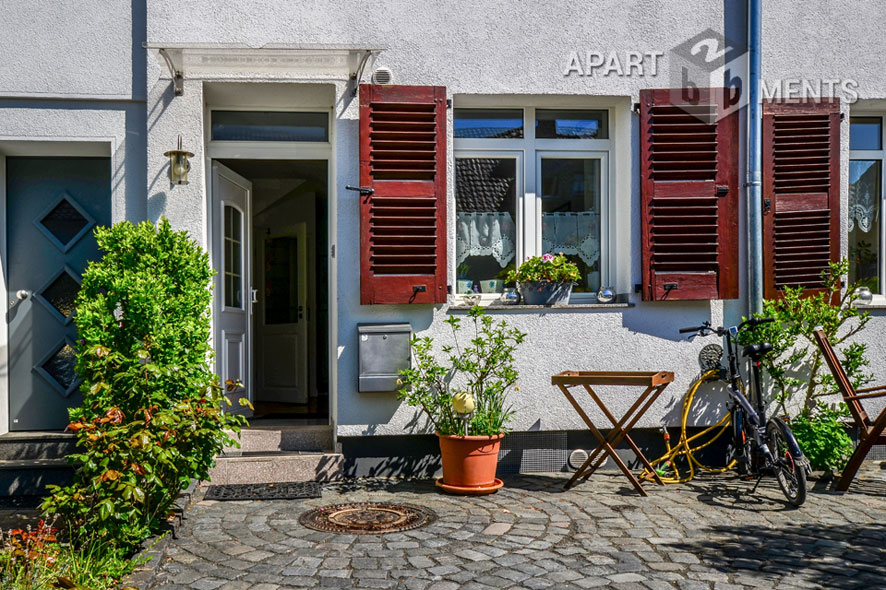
[[2, 1, 885, 475]]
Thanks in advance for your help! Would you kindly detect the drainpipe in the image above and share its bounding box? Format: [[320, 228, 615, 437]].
[[747, 0, 764, 315]]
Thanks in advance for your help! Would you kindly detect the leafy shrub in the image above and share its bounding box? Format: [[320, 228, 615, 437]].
[[506, 253, 581, 284], [398, 306, 526, 436], [741, 260, 870, 471], [790, 404, 855, 472], [0, 520, 59, 590], [42, 219, 247, 553]]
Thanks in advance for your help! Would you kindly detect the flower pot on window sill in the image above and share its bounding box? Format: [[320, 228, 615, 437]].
[[518, 281, 573, 305], [437, 433, 504, 494]]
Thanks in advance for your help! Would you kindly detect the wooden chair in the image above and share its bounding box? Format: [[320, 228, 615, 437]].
[[813, 329, 886, 491]]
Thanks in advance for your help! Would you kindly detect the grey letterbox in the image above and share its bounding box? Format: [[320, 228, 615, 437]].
[[358, 324, 412, 392]]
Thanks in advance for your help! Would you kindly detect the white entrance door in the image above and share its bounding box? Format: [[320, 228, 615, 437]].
[[212, 162, 252, 414], [255, 223, 309, 403]]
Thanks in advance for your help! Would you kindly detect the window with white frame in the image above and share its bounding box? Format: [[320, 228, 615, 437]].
[[849, 116, 885, 294], [453, 106, 610, 301]]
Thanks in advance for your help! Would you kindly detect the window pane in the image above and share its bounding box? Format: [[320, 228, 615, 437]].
[[455, 158, 517, 293], [224, 206, 243, 308], [212, 111, 329, 142], [850, 117, 882, 150], [454, 109, 523, 139], [849, 160, 882, 292], [536, 109, 608, 139], [265, 236, 299, 325], [540, 158, 602, 293]]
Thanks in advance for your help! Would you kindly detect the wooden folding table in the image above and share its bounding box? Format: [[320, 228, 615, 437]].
[[552, 370, 674, 496]]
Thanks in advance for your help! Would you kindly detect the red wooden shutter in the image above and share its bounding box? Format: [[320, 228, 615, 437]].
[[762, 98, 840, 299], [359, 84, 447, 304], [639, 88, 739, 301]]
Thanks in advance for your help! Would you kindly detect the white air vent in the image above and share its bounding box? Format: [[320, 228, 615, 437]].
[[371, 67, 394, 85]]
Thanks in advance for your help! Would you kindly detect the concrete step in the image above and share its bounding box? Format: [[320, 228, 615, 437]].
[[0, 458, 73, 496], [224, 425, 333, 455], [0, 432, 77, 460], [208, 452, 342, 485]]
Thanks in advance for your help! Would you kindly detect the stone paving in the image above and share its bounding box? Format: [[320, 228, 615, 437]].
[[149, 467, 886, 590]]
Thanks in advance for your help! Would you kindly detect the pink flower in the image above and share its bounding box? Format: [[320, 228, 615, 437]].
[[542, 253, 555, 262]]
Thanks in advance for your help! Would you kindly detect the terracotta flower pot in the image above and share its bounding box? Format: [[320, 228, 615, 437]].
[[438, 433, 504, 488]]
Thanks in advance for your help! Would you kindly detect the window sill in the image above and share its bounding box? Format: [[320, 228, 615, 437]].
[[448, 302, 633, 312]]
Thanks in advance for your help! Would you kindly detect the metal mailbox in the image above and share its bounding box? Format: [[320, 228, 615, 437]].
[[358, 323, 412, 392]]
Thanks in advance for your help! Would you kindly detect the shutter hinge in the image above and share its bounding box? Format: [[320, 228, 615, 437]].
[[716, 186, 729, 198], [345, 185, 374, 196], [446, 98, 452, 109], [632, 102, 641, 114], [331, 244, 335, 258]]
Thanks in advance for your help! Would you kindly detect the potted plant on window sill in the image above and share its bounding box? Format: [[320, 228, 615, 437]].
[[398, 306, 526, 494], [507, 253, 581, 305]]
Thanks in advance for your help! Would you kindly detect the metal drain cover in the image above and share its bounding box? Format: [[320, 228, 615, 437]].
[[299, 502, 436, 534]]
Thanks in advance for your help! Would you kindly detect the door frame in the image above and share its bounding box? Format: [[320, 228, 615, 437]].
[[205, 114, 334, 428], [0, 138, 115, 434]]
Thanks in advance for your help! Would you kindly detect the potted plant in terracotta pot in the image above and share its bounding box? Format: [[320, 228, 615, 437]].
[[398, 306, 526, 494], [507, 253, 581, 305]]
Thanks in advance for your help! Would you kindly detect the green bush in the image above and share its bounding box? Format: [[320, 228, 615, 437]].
[[790, 404, 855, 472], [742, 260, 870, 472], [398, 306, 526, 436], [42, 219, 247, 553]]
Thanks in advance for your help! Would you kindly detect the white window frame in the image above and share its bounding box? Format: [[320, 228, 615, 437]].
[[849, 114, 886, 302], [453, 103, 613, 304]]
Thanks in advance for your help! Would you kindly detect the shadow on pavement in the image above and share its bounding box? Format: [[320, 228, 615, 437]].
[[671, 522, 886, 589]]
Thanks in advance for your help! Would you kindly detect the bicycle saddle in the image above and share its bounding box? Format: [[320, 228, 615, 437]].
[[742, 342, 773, 359]]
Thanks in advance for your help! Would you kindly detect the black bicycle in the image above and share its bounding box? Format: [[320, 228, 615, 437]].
[[679, 318, 810, 507]]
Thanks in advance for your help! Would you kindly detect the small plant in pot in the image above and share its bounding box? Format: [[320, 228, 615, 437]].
[[507, 253, 581, 305], [398, 306, 526, 494]]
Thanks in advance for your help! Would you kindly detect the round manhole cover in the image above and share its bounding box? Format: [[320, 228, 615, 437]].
[[299, 502, 436, 534]]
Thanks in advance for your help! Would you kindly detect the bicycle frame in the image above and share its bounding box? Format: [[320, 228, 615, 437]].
[[721, 327, 775, 467]]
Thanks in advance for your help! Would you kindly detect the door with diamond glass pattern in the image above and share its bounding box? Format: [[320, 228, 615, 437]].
[[7, 157, 111, 430]]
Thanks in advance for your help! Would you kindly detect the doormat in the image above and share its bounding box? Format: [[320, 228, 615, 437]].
[[204, 481, 322, 501], [299, 502, 436, 534]]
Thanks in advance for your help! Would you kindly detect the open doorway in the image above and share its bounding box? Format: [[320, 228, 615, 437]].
[[216, 159, 329, 422]]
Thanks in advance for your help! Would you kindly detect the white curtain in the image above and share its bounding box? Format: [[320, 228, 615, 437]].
[[456, 212, 516, 268], [541, 211, 600, 267], [849, 174, 878, 233], [456, 211, 601, 268]]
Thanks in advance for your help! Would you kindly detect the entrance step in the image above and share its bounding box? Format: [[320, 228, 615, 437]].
[[0, 432, 77, 460], [0, 458, 73, 496], [224, 424, 333, 455], [207, 452, 342, 485], [0, 433, 76, 495]]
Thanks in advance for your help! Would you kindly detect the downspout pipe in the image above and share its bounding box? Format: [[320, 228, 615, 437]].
[[747, 0, 764, 315]]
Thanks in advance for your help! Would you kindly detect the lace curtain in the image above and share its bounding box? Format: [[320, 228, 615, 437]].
[[849, 172, 879, 233], [456, 211, 600, 267]]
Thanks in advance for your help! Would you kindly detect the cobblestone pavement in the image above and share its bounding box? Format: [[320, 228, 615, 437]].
[[150, 468, 886, 590]]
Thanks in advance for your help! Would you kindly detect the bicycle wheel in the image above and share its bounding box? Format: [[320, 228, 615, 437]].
[[767, 421, 807, 507]]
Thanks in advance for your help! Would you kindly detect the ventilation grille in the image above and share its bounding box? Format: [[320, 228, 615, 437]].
[[772, 114, 831, 194], [368, 101, 438, 181], [773, 209, 830, 289], [371, 67, 394, 85], [369, 196, 437, 275], [648, 104, 718, 181], [650, 196, 719, 273]]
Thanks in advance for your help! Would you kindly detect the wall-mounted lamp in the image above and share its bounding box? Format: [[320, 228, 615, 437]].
[[164, 135, 193, 185]]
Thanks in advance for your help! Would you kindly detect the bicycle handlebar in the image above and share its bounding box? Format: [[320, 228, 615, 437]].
[[678, 317, 776, 337]]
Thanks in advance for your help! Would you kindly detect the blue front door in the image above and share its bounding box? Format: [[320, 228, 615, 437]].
[[7, 157, 111, 431]]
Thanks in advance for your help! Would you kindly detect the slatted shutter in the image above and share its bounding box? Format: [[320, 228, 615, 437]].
[[762, 98, 840, 299], [359, 84, 447, 304], [639, 88, 739, 301]]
